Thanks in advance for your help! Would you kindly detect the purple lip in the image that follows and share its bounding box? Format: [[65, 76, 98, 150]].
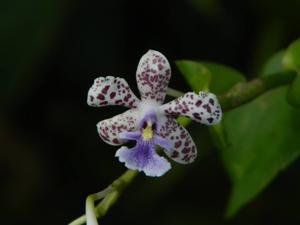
[[116, 111, 171, 177]]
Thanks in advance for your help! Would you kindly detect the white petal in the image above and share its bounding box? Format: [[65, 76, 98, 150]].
[[87, 76, 140, 108], [97, 109, 138, 146], [160, 91, 222, 125], [136, 50, 171, 104], [159, 116, 197, 164]]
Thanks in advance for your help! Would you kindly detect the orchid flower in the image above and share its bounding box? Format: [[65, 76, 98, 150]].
[[87, 50, 222, 177]]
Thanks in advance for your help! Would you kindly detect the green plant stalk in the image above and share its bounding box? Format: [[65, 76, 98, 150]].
[[169, 71, 296, 110], [85, 186, 113, 225], [69, 170, 138, 225], [69, 70, 296, 225], [166, 87, 185, 98], [218, 71, 296, 110]]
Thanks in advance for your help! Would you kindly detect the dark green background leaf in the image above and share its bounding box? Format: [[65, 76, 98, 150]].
[[223, 87, 300, 217], [200, 62, 245, 94], [261, 50, 285, 75], [283, 38, 300, 70], [222, 51, 300, 217], [287, 74, 300, 108], [282, 38, 300, 107], [176, 60, 211, 92], [176, 60, 245, 94]]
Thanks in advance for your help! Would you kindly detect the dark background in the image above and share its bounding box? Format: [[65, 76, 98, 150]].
[[1, 0, 300, 225]]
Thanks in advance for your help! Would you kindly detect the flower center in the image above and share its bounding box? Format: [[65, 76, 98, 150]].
[[141, 120, 156, 140]]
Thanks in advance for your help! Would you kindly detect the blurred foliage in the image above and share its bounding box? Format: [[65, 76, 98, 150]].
[[176, 60, 211, 91], [177, 60, 246, 94], [223, 87, 300, 217], [287, 75, 300, 107], [283, 38, 300, 107], [1, 0, 300, 225], [222, 47, 300, 216]]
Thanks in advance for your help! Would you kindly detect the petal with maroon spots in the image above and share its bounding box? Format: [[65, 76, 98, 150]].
[[87, 76, 140, 108], [158, 116, 197, 164], [97, 109, 138, 146], [160, 91, 222, 125], [136, 50, 171, 104]]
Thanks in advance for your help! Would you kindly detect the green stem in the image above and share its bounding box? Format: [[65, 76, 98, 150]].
[[69, 70, 296, 225], [219, 71, 296, 110], [69, 170, 138, 225], [85, 187, 112, 225], [169, 71, 296, 110], [166, 87, 185, 98]]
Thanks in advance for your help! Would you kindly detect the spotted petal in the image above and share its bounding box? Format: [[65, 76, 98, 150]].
[[159, 116, 197, 164], [97, 109, 138, 146], [160, 91, 222, 125], [136, 50, 171, 104], [87, 76, 140, 108]]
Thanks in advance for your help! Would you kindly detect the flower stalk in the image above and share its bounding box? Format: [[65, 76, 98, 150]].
[[69, 170, 138, 225]]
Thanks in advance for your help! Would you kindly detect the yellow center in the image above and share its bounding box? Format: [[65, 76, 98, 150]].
[[142, 120, 154, 140]]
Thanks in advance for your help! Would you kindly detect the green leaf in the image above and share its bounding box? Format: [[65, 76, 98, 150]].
[[287, 74, 300, 107], [223, 87, 300, 217], [201, 61, 245, 151], [176, 116, 191, 127], [176, 60, 211, 92], [176, 60, 245, 94], [261, 50, 285, 75], [262, 49, 300, 108], [176, 60, 246, 174], [223, 51, 300, 217], [283, 38, 300, 70], [200, 62, 246, 94], [208, 123, 228, 150], [282, 38, 300, 107]]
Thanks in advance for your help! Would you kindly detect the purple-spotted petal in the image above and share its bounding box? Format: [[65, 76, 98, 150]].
[[136, 50, 171, 104], [160, 91, 222, 125], [159, 116, 197, 164], [97, 109, 138, 146], [87, 76, 140, 108], [115, 145, 171, 177]]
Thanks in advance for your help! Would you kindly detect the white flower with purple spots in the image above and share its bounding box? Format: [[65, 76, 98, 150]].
[[87, 50, 222, 177]]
